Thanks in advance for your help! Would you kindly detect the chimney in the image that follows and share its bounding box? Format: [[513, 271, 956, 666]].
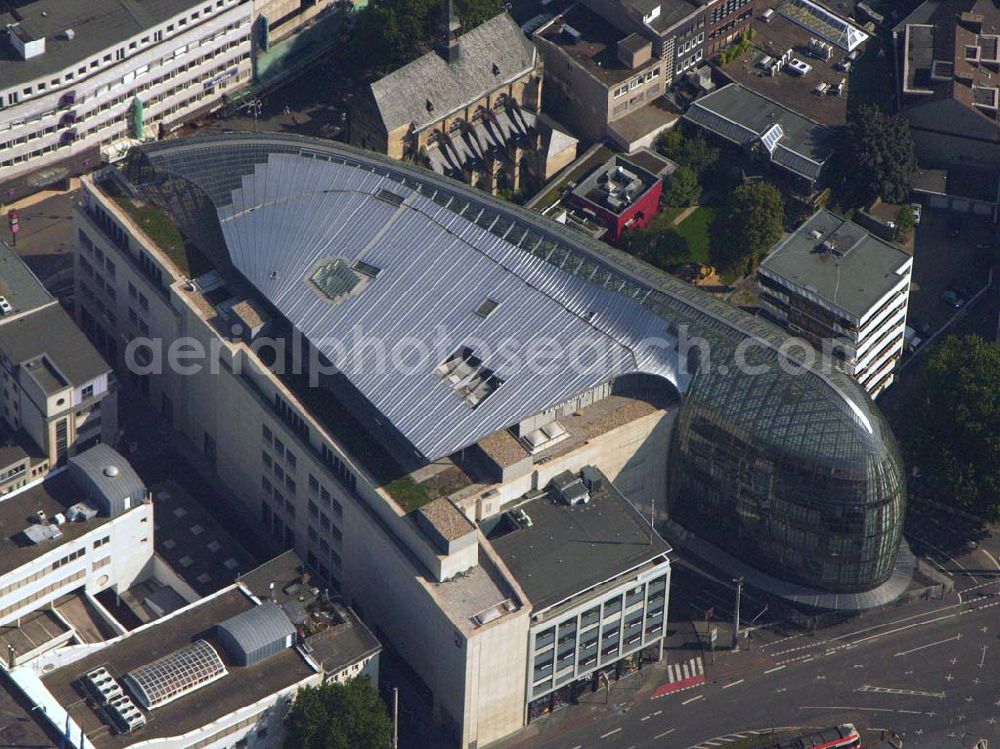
[[436, 0, 461, 62]]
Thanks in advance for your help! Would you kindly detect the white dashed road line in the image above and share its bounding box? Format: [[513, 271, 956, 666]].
[[722, 679, 744, 689], [600, 728, 622, 739], [764, 665, 786, 674], [682, 694, 705, 705]]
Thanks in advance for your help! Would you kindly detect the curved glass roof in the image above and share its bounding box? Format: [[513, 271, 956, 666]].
[[124, 133, 898, 475], [124, 639, 227, 710]]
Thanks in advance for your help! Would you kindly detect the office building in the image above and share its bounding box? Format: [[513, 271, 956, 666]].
[[758, 210, 913, 397], [73, 134, 907, 746], [535, 0, 754, 144], [0, 242, 117, 492], [0, 0, 254, 202], [0, 443, 152, 633], [489, 466, 671, 721], [7, 551, 380, 749]]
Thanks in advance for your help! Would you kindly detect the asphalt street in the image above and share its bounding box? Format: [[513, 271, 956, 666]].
[[509, 507, 1000, 749]]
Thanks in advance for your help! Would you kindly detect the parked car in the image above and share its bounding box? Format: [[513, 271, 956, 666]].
[[947, 215, 962, 238], [0, 296, 10, 315], [941, 289, 965, 308], [909, 202, 922, 224]]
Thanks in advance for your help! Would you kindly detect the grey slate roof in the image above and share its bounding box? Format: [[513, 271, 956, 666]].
[[760, 209, 913, 320], [369, 13, 537, 133], [0, 0, 205, 90], [684, 83, 836, 181]]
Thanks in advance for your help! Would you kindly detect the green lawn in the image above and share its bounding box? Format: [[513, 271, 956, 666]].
[[672, 206, 716, 265]]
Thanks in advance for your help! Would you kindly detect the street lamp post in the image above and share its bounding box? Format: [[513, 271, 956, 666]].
[[732, 577, 744, 650]]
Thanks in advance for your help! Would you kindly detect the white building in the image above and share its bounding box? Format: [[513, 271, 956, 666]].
[[0, 443, 153, 636], [0, 242, 118, 489], [0, 0, 253, 202], [759, 210, 913, 397], [7, 550, 380, 749], [73, 142, 678, 748]]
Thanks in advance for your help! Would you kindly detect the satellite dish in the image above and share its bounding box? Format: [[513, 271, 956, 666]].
[[104, 466, 120, 478]]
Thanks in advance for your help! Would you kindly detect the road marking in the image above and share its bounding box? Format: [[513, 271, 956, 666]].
[[980, 644, 988, 668], [894, 634, 962, 657], [800, 706, 932, 715], [656, 729, 676, 739], [722, 679, 744, 689], [910, 534, 980, 583], [682, 694, 705, 705], [641, 715, 651, 722], [653, 710, 662, 716], [980, 547, 1000, 572], [857, 685, 946, 699], [764, 665, 786, 674], [840, 612, 959, 650], [600, 728, 622, 739]]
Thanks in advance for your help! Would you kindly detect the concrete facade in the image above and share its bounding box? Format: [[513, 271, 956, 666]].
[[72, 172, 677, 748]]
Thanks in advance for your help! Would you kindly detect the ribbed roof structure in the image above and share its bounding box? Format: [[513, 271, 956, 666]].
[[124, 134, 907, 595]]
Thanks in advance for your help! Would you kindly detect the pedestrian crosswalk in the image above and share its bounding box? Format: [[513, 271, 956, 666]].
[[666, 656, 704, 684], [652, 656, 705, 699]]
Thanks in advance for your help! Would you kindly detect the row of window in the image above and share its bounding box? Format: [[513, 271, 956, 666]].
[[612, 67, 662, 98], [0, 569, 87, 621], [0, 0, 241, 108], [1, 50, 248, 168]]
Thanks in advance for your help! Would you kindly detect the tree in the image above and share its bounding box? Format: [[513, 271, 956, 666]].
[[902, 335, 1000, 520], [664, 166, 701, 207], [839, 105, 918, 207], [284, 678, 393, 749], [710, 183, 784, 278], [656, 130, 719, 178], [343, 0, 502, 74], [895, 205, 915, 243]]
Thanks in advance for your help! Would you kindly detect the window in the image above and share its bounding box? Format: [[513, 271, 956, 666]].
[[128, 282, 137, 299], [262, 424, 273, 445]]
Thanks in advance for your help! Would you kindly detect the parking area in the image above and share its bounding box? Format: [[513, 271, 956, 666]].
[[907, 207, 993, 337]]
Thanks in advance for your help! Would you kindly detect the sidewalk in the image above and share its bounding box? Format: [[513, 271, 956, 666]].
[[1, 178, 80, 215], [488, 660, 673, 749]]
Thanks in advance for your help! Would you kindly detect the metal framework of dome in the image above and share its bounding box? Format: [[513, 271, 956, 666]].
[[124, 640, 227, 710]]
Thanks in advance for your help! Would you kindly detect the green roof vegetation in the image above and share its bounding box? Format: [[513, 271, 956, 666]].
[[276, 370, 459, 514], [100, 177, 212, 278], [384, 477, 431, 512]]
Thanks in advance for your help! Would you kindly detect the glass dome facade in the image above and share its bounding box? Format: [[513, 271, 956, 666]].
[[125, 133, 907, 595]]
